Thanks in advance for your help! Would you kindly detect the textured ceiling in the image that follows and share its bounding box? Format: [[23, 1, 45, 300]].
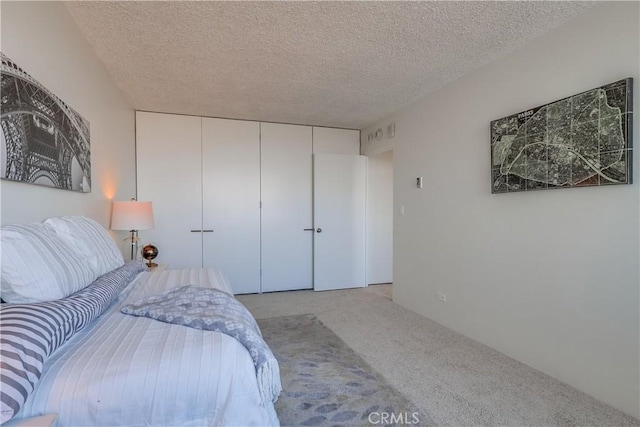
[[65, 1, 594, 129]]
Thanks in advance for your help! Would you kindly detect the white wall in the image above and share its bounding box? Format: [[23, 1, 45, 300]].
[[0, 2, 136, 244], [312, 127, 360, 155], [362, 2, 639, 418], [366, 150, 393, 284]]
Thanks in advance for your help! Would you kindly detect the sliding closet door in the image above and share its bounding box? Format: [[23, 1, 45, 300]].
[[136, 112, 202, 268], [202, 118, 261, 294], [261, 123, 313, 292]]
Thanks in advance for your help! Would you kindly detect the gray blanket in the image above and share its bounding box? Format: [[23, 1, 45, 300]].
[[120, 285, 281, 405]]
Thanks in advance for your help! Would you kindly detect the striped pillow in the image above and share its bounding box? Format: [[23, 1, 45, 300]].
[[0, 261, 147, 423], [0, 223, 99, 303], [44, 216, 124, 277]]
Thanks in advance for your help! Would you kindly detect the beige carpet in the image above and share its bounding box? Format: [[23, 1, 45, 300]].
[[238, 285, 639, 426]]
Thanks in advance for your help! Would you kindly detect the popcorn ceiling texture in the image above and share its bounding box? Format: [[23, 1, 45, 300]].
[[65, 1, 594, 129]]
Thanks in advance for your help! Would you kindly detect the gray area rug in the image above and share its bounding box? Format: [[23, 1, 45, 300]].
[[258, 314, 432, 426]]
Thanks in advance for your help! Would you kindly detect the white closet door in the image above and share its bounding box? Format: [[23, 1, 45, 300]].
[[136, 112, 203, 268], [314, 153, 367, 291], [261, 123, 313, 292], [202, 118, 260, 294]]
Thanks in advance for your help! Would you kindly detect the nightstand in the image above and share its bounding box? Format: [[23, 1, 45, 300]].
[[147, 263, 167, 272]]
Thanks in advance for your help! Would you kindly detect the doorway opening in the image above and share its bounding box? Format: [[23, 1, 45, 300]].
[[366, 150, 393, 286]]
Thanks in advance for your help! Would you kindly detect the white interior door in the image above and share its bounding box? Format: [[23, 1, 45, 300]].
[[261, 123, 313, 292], [202, 118, 261, 294], [136, 112, 203, 268], [314, 153, 367, 291]]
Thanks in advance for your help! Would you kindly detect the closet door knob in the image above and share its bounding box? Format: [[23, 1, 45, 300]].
[[203, 230, 214, 233], [190, 230, 202, 233], [316, 228, 322, 233], [303, 228, 314, 231]]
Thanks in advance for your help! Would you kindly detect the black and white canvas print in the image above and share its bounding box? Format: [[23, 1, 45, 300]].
[[491, 78, 633, 194], [1, 53, 91, 192]]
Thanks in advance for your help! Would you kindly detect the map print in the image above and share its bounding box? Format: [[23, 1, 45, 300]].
[[491, 78, 633, 193]]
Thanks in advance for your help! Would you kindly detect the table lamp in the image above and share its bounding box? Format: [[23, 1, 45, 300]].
[[111, 198, 155, 260]]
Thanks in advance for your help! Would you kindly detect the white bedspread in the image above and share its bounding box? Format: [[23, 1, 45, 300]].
[[18, 269, 279, 427]]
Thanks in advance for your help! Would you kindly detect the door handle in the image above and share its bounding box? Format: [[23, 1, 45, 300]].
[[203, 230, 214, 233], [316, 228, 322, 233], [190, 230, 202, 233], [303, 228, 314, 231]]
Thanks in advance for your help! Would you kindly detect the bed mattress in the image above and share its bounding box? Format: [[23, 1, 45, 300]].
[[18, 268, 279, 426]]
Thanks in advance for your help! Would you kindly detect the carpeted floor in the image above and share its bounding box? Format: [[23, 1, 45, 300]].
[[258, 314, 429, 426], [238, 285, 640, 426]]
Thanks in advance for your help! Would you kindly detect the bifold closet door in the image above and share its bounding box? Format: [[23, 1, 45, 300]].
[[261, 123, 313, 292], [202, 118, 261, 294], [136, 112, 203, 268]]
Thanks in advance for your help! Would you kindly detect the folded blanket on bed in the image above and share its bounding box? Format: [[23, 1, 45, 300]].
[[120, 285, 282, 406]]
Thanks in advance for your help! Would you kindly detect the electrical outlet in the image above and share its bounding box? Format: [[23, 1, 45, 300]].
[[437, 292, 447, 302]]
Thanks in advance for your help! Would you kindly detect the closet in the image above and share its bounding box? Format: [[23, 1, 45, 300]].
[[260, 123, 313, 292], [201, 118, 261, 294], [136, 111, 362, 294], [136, 112, 203, 268], [136, 112, 260, 294]]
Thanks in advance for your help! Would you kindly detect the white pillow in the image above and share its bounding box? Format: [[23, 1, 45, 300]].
[[44, 216, 125, 277], [0, 222, 99, 303]]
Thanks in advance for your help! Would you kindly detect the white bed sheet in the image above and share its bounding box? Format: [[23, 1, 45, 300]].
[[18, 269, 279, 427]]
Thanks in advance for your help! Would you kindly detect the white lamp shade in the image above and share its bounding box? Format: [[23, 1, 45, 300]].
[[111, 200, 155, 230]]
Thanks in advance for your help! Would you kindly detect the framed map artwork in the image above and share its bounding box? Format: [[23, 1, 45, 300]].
[[490, 78, 633, 193]]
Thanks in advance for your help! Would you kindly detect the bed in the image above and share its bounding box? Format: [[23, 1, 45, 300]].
[[0, 216, 280, 426]]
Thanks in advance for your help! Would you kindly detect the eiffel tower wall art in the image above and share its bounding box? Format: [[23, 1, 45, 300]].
[[490, 78, 633, 194], [0, 52, 91, 193]]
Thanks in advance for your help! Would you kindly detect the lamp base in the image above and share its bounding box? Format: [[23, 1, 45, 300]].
[[146, 261, 158, 268], [124, 230, 139, 261]]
